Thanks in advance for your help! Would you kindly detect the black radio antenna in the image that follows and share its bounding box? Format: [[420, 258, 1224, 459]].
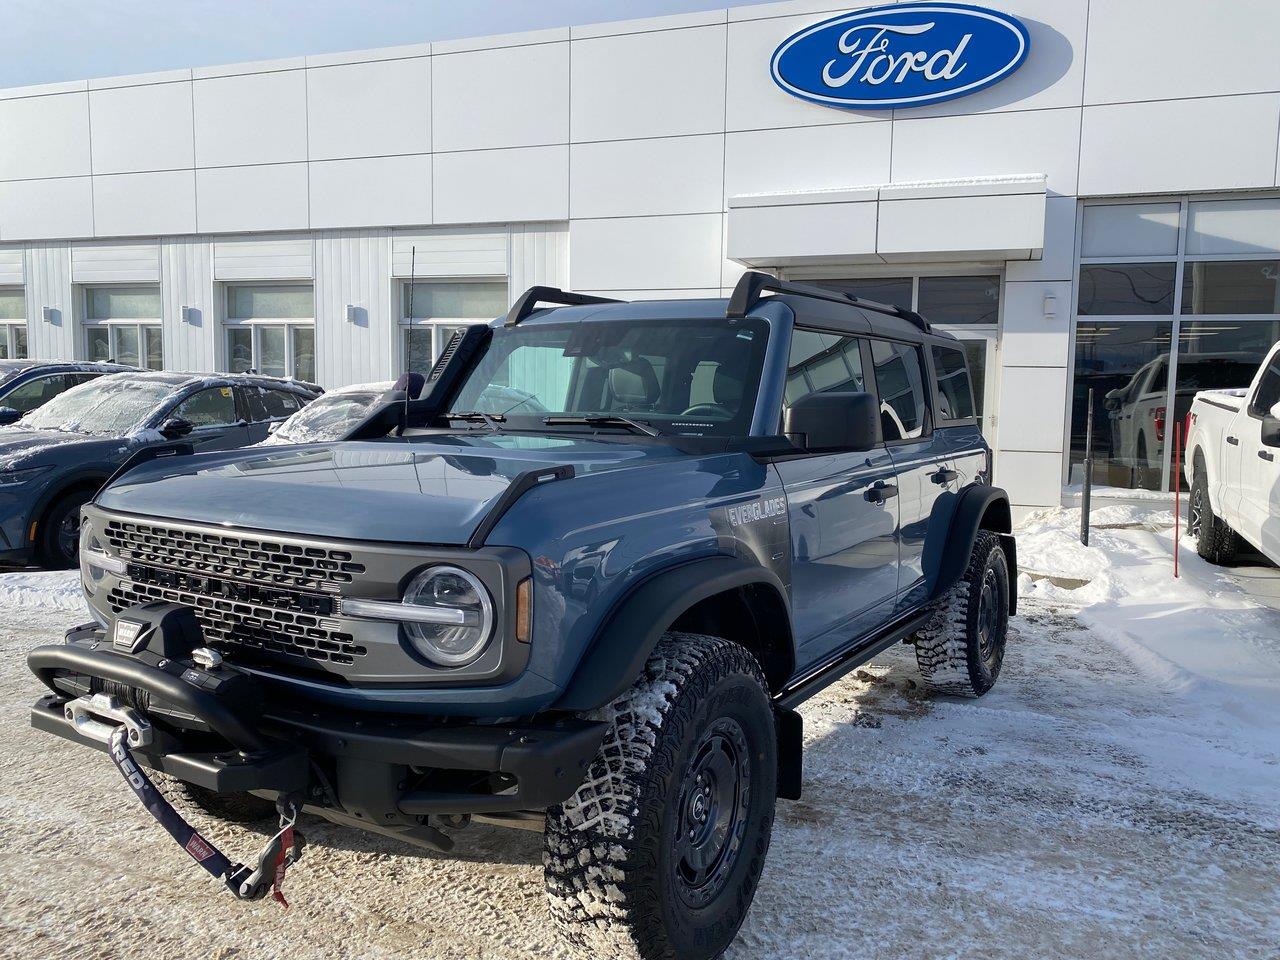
[[403, 244, 417, 427]]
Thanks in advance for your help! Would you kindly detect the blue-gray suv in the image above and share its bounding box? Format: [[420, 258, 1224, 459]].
[[29, 274, 1016, 960]]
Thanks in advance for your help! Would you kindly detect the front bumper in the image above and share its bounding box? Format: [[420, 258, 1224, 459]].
[[29, 625, 607, 821]]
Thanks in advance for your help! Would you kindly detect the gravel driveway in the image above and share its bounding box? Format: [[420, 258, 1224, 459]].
[[1, 590, 1276, 959]]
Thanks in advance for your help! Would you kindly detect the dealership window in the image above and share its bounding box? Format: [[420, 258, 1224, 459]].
[[1070, 197, 1280, 494], [810, 273, 998, 441], [0, 288, 28, 359], [400, 280, 507, 377], [225, 283, 316, 383], [83, 285, 163, 369]]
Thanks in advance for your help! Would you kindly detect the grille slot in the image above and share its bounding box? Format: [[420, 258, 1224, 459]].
[[103, 519, 366, 594], [108, 570, 368, 666]]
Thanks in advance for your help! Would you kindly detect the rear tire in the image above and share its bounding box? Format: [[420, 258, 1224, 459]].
[[913, 531, 1010, 698], [35, 489, 92, 569], [1191, 470, 1238, 565], [544, 633, 776, 960]]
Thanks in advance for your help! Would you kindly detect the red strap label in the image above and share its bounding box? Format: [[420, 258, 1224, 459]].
[[271, 825, 294, 909]]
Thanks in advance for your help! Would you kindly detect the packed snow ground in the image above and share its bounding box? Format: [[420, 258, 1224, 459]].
[[1, 506, 1277, 959]]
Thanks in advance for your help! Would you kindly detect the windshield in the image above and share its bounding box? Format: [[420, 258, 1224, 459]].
[[448, 317, 770, 436], [22, 377, 177, 435], [269, 390, 381, 444]]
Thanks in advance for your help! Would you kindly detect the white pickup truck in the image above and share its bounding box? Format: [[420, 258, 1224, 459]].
[[1184, 341, 1280, 565]]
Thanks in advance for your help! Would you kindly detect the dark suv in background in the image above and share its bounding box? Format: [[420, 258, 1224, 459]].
[[0, 360, 136, 424], [29, 274, 1014, 959], [0, 371, 319, 567]]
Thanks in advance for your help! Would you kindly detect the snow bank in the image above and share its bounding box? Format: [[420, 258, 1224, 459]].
[[1016, 504, 1280, 820], [0, 570, 85, 613]]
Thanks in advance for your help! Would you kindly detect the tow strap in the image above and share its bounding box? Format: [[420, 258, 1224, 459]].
[[107, 725, 305, 905]]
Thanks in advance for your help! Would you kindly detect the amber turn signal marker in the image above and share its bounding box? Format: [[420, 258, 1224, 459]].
[[515, 577, 532, 643]]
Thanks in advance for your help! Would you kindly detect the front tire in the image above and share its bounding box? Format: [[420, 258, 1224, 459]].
[[36, 489, 92, 569], [913, 531, 1011, 697], [544, 634, 777, 960], [1191, 469, 1238, 565]]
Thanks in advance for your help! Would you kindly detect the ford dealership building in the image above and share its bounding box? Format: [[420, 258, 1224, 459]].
[[0, 0, 1278, 514]]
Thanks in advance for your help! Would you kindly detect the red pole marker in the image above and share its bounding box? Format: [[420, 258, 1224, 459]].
[[1173, 420, 1181, 579]]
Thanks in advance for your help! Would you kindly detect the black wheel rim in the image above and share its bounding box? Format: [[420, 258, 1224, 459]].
[[1189, 486, 1204, 538], [672, 717, 751, 908], [976, 567, 1003, 670], [56, 510, 79, 563]]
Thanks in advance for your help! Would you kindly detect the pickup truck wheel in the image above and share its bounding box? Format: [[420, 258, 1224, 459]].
[[1191, 470, 1238, 565], [913, 531, 1009, 698], [544, 634, 776, 960]]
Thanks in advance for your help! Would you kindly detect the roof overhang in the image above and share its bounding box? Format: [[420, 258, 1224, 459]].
[[728, 174, 1048, 268]]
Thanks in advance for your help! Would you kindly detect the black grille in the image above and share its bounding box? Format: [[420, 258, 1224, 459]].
[[103, 519, 366, 595], [108, 571, 367, 666]]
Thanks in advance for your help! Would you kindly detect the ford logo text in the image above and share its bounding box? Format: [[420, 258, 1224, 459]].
[[770, 3, 1030, 110]]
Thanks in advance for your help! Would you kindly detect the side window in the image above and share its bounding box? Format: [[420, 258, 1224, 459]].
[[870, 340, 928, 441], [784, 328, 866, 408], [174, 386, 238, 427], [1249, 355, 1280, 418], [3, 375, 70, 413], [262, 390, 303, 420], [931, 345, 975, 422]]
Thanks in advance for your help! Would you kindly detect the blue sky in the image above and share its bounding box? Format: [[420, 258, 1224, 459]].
[[5, 0, 765, 88]]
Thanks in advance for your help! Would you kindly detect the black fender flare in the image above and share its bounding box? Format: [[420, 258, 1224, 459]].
[[931, 484, 1017, 615], [553, 555, 792, 713], [27, 469, 113, 540]]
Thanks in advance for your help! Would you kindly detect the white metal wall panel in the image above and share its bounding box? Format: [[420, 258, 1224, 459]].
[[71, 241, 162, 282], [0, 247, 24, 285], [213, 235, 315, 280], [160, 236, 217, 373], [509, 222, 569, 296], [391, 228, 508, 278], [314, 230, 395, 387], [0, 177, 94, 241], [23, 243, 77, 359]]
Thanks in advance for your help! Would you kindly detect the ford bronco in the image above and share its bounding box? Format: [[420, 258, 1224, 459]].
[[28, 272, 1016, 960]]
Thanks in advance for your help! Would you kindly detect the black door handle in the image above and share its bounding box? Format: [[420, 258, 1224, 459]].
[[930, 468, 959, 485], [1261, 450, 1276, 462], [865, 482, 898, 504], [1227, 436, 1239, 446]]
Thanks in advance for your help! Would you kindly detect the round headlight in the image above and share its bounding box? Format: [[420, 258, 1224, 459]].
[[402, 566, 494, 667]]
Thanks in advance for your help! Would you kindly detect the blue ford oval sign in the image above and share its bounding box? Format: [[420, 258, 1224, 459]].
[[771, 3, 1030, 110]]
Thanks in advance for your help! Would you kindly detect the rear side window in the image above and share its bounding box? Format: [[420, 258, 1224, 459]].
[[783, 329, 866, 408], [246, 388, 305, 421], [931, 345, 976, 422], [870, 340, 927, 441]]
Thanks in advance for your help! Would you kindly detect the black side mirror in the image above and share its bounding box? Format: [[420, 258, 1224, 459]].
[[0, 407, 20, 426], [160, 416, 194, 440], [1262, 415, 1280, 449], [784, 391, 881, 453]]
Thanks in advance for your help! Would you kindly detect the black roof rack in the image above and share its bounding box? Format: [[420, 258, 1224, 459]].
[[727, 271, 930, 333], [505, 286, 623, 327]]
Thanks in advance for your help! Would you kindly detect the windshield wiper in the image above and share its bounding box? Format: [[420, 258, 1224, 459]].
[[445, 411, 506, 430], [542, 415, 661, 437]]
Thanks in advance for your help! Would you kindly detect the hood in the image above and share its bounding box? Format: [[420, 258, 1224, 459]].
[[0, 427, 113, 470], [95, 434, 683, 545]]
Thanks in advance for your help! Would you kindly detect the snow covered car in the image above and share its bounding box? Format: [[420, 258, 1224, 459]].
[[258, 381, 391, 446], [0, 359, 137, 425], [27, 275, 1016, 960], [1185, 341, 1280, 565], [0, 371, 320, 568]]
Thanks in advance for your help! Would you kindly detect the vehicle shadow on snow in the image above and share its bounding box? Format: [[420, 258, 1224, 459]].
[[294, 814, 546, 867]]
